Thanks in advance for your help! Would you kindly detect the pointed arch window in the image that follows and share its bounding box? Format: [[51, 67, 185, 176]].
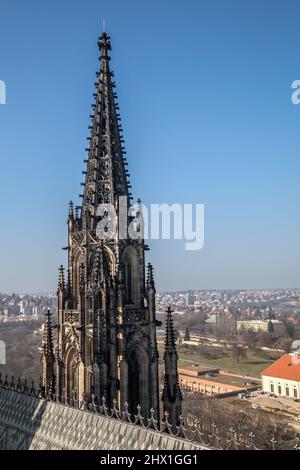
[[128, 350, 140, 414], [125, 262, 132, 304]]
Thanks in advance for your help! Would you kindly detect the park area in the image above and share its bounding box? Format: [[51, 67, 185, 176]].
[[175, 343, 281, 378]]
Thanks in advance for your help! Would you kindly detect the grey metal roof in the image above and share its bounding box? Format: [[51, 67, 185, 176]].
[[0, 387, 206, 450]]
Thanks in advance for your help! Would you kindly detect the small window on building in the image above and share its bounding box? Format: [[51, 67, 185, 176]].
[[278, 384, 282, 395], [294, 388, 298, 399], [285, 386, 290, 397], [270, 383, 274, 393]]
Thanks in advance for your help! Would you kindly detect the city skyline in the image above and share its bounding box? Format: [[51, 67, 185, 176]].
[[0, 0, 300, 293]]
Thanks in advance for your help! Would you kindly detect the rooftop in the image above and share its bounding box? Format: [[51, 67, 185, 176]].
[[237, 320, 283, 324], [180, 371, 259, 390], [261, 354, 300, 382], [178, 365, 220, 377], [0, 385, 205, 450]]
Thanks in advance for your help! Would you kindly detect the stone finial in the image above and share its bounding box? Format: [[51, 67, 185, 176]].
[[68, 200, 74, 218], [162, 307, 183, 432], [43, 310, 55, 357], [58, 265, 65, 292], [147, 263, 155, 290]]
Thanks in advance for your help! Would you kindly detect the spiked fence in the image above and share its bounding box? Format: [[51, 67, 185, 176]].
[[0, 374, 299, 450]]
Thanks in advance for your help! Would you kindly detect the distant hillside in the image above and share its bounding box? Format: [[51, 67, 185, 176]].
[[0, 321, 42, 383]]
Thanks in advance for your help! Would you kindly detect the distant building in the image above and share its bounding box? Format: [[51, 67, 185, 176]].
[[0, 309, 8, 323], [261, 354, 300, 399], [186, 293, 196, 306], [205, 314, 217, 324], [19, 300, 25, 314], [179, 365, 260, 397], [237, 319, 285, 334]]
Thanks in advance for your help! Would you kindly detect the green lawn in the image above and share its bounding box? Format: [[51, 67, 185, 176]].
[[176, 346, 281, 378]]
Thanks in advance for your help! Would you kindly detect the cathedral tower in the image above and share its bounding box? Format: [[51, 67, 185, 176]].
[[43, 31, 161, 418]]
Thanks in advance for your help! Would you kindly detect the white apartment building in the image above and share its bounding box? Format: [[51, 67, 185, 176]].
[[261, 354, 300, 399], [237, 319, 285, 334]]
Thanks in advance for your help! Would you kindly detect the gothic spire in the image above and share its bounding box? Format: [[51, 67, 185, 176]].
[[163, 307, 178, 360], [68, 200, 74, 219], [50, 27, 161, 417], [58, 265, 65, 293], [41, 310, 56, 397], [147, 263, 155, 290], [81, 31, 131, 228], [43, 310, 55, 357], [162, 307, 183, 431]]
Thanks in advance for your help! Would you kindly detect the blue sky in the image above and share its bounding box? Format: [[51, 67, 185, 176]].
[[0, 0, 299, 293]]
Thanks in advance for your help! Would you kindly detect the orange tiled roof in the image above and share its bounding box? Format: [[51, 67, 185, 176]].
[[261, 354, 300, 381]]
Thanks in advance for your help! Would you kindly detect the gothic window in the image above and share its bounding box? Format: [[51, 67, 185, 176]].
[[125, 262, 132, 304], [128, 350, 140, 414], [73, 252, 84, 307], [121, 246, 141, 307], [87, 297, 93, 324], [65, 299, 73, 310], [88, 338, 93, 365], [104, 194, 110, 204], [100, 161, 109, 181], [71, 359, 78, 392], [66, 348, 78, 400]]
